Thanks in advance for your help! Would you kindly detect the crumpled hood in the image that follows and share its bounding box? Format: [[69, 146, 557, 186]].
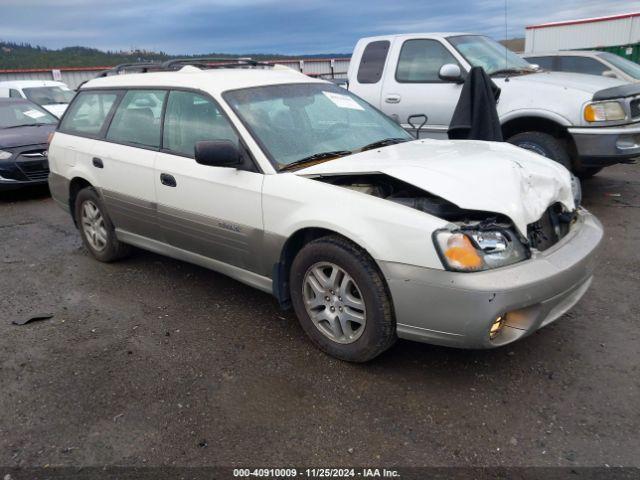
[[496, 70, 626, 95], [296, 139, 575, 235]]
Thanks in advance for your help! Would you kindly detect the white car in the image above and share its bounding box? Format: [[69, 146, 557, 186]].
[[523, 50, 640, 84], [48, 62, 602, 362], [0, 80, 74, 117]]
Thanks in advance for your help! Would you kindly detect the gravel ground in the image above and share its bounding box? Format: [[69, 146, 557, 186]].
[[1, 164, 639, 470]]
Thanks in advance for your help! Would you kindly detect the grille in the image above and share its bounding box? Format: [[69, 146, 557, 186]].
[[17, 159, 50, 181], [527, 204, 572, 251], [630, 98, 640, 119]]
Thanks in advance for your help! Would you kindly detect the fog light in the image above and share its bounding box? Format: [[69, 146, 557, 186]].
[[489, 315, 505, 340]]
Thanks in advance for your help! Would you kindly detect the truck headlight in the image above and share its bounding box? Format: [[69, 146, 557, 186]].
[[584, 101, 626, 122], [0, 150, 13, 160], [433, 229, 528, 272]]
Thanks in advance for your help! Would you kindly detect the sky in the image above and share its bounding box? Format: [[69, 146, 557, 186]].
[[1, 0, 638, 55]]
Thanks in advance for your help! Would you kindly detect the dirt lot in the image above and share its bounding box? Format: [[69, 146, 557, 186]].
[[1, 164, 639, 470]]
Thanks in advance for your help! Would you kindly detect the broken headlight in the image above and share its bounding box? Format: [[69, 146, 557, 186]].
[[433, 229, 528, 272]]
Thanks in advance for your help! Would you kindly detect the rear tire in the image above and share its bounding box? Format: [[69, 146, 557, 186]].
[[74, 187, 131, 262], [507, 131, 572, 170], [290, 235, 396, 362]]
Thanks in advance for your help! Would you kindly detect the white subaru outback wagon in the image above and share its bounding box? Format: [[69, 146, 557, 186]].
[[48, 61, 603, 362]]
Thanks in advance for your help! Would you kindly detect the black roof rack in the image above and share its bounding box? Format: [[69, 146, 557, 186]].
[[160, 57, 273, 70], [78, 58, 277, 89], [96, 62, 165, 77]]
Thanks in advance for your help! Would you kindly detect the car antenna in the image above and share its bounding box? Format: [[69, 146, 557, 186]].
[[504, 0, 510, 82]]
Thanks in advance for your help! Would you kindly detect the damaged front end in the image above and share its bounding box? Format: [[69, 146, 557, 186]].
[[314, 173, 577, 272]]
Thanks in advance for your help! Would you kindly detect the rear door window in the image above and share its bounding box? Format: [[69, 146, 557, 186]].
[[524, 56, 555, 70], [557, 56, 607, 75], [162, 90, 239, 158], [59, 91, 119, 136], [106, 90, 166, 148], [396, 39, 459, 83], [357, 40, 390, 84]]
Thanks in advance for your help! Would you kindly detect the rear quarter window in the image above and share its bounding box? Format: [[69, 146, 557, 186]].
[[59, 91, 119, 136], [357, 40, 390, 84]]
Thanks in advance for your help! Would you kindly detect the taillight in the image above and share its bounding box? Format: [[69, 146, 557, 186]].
[[47, 132, 55, 145]]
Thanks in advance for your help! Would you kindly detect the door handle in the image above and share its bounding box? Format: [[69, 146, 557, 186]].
[[160, 173, 177, 187], [385, 94, 401, 104], [92, 157, 104, 168]]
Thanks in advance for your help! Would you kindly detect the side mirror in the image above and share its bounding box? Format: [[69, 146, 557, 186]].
[[529, 63, 541, 71], [195, 140, 242, 168], [602, 70, 618, 79], [439, 64, 464, 83]]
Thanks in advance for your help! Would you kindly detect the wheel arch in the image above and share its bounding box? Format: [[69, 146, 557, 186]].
[[273, 226, 384, 309], [501, 114, 578, 163], [68, 176, 94, 226]]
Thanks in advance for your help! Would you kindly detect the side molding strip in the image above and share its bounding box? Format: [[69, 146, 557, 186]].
[[116, 229, 273, 295]]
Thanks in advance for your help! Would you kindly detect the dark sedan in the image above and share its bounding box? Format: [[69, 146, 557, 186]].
[[0, 99, 58, 191]]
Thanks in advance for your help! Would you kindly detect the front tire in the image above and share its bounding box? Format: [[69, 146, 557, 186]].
[[508, 131, 572, 170], [574, 166, 603, 179], [290, 235, 396, 362], [74, 187, 131, 262]]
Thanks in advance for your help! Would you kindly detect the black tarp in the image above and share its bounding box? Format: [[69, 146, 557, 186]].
[[447, 67, 503, 141]]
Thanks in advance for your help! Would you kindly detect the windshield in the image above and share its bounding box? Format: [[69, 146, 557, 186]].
[[448, 35, 533, 75], [23, 86, 75, 105], [0, 102, 58, 128], [224, 83, 412, 170], [598, 52, 640, 80]]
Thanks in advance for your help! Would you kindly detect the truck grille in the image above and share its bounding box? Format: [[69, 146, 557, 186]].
[[630, 98, 640, 119], [527, 204, 573, 251]]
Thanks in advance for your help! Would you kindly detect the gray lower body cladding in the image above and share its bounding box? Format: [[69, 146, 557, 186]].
[[48, 172, 71, 212], [380, 209, 602, 348]]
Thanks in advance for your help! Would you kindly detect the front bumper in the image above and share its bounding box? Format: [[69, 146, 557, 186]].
[[0, 144, 50, 191], [380, 209, 603, 349], [0, 177, 49, 191], [569, 122, 640, 166]]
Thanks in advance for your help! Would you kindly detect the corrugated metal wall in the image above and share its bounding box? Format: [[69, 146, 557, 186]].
[[0, 58, 351, 89], [525, 14, 640, 53]]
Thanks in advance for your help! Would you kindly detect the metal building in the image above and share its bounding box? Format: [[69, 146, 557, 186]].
[[525, 11, 640, 55]]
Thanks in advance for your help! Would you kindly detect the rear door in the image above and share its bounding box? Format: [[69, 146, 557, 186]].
[[154, 90, 265, 274], [99, 89, 167, 239], [349, 39, 392, 109], [380, 38, 463, 139], [55, 89, 120, 190]]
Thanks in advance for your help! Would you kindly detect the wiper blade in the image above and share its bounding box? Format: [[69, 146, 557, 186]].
[[280, 150, 352, 172], [489, 67, 533, 76], [358, 137, 408, 152], [3, 123, 46, 129]]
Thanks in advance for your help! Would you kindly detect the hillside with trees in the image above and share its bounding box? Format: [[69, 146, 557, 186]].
[[0, 41, 349, 69]]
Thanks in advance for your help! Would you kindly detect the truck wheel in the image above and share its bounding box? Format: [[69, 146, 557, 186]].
[[289, 235, 396, 362], [507, 132, 572, 170], [74, 187, 131, 262], [574, 166, 603, 179]]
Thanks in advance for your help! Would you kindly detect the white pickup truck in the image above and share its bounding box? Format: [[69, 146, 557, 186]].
[[348, 33, 640, 177]]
